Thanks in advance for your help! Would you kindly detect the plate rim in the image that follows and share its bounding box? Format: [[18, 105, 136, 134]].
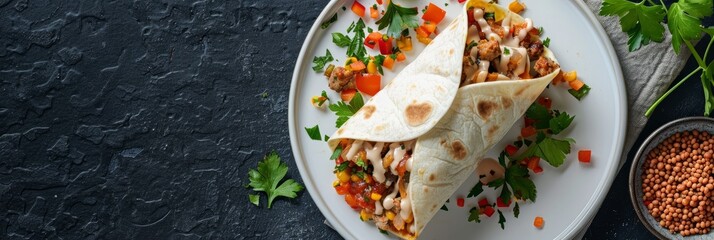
[[288, 1, 628, 239]]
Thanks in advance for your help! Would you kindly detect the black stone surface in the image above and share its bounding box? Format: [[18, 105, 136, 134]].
[[0, 0, 710, 239]]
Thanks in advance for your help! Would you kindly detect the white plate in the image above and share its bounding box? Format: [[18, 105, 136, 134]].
[[288, 0, 627, 239]]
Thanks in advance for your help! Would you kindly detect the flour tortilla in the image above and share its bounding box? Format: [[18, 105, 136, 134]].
[[327, 1, 560, 239]]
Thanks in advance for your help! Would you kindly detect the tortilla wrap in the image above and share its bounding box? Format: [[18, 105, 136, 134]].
[[327, 1, 560, 238]]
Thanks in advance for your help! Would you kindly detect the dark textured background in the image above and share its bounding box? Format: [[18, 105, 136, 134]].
[[0, 0, 711, 239]]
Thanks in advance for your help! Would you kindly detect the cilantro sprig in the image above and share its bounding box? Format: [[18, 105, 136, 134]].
[[600, 0, 714, 116], [248, 152, 304, 208], [376, 1, 420, 37], [328, 92, 365, 127], [312, 49, 334, 72]]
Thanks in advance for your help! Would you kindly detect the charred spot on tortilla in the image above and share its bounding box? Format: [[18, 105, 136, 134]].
[[375, 124, 385, 131], [487, 125, 499, 140], [361, 105, 376, 119], [448, 140, 467, 160], [477, 100, 497, 120], [449, 48, 454, 56], [515, 84, 529, 96], [429, 174, 435, 181], [337, 128, 344, 134], [405, 102, 433, 126]]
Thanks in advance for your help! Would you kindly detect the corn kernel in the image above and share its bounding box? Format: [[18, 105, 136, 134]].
[[356, 150, 366, 162], [345, 57, 357, 66], [333, 180, 340, 187], [360, 209, 372, 221], [351, 174, 361, 182], [508, 0, 525, 13], [386, 211, 395, 220], [367, 61, 378, 74], [404, 213, 414, 223], [370, 192, 382, 201], [564, 71, 577, 82], [364, 175, 373, 183], [337, 171, 350, 183]]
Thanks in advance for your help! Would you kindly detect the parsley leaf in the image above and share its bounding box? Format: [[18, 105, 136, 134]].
[[312, 49, 334, 72], [549, 111, 575, 135], [324, 135, 330, 141], [330, 145, 343, 160], [518, 133, 574, 167], [376, 1, 420, 37], [514, 202, 520, 218], [499, 184, 512, 204], [332, 32, 351, 47], [497, 210, 506, 229], [542, 37, 551, 48], [525, 103, 552, 129], [248, 152, 304, 208], [346, 19, 369, 62], [667, 0, 712, 54], [321, 13, 338, 29], [599, 0, 666, 51], [440, 204, 449, 211], [249, 194, 260, 206], [568, 83, 591, 101], [328, 92, 364, 128], [468, 207, 481, 223], [506, 163, 536, 202], [305, 125, 322, 141], [380, 229, 390, 236], [503, 47, 511, 55], [467, 181, 484, 198]]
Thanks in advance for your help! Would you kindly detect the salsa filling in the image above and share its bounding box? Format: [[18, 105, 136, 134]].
[[333, 139, 416, 236]]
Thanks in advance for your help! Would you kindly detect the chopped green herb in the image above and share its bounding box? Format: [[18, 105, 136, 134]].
[[332, 32, 351, 47], [538, 27, 544, 35], [248, 152, 304, 208], [513, 202, 520, 218], [320, 13, 338, 29], [335, 161, 349, 172], [342, 6, 347, 11], [356, 157, 368, 170], [466, 40, 478, 51], [467, 181, 484, 198], [549, 111, 575, 135], [355, 171, 365, 179], [542, 37, 550, 47], [305, 125, 322, 141], [249, 194, 260, 206], [445, 2, 449, 6], [518, 132, 574, 168], [484, 12, 495, 20], [317, 90, 331, 107], [330, 145, 343, 160], [497, 210, 506, 229], [468, 207, 481, 223], [599, 0, 666, 51], [568, 84, 591, 101], [328, 92, 365, 128], [377, 1, 420, 37], [312, 49, 334, 72], [503, 47, 510, 55], [380, 229, 389, 235], [324, 135, 330, 141]]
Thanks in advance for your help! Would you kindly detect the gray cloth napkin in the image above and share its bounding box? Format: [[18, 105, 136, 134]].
[[582, 0, 690, 170], [574, 0, 690, 239]]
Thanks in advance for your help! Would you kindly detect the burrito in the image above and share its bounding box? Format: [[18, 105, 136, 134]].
[[327, 0, 560, 238]]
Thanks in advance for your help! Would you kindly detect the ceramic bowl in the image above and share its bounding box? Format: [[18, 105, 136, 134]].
[[630, 117, 714, 240]]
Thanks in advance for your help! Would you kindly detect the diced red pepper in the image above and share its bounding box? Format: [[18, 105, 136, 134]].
[[376, 0, 383, 4], [420, 21, 437, 35], [396, 156, 408, 177], [355, 74, 381, 96], [478, 198, 489, 207], [340, 89, 357, 102], [422, 3, 446, 24], [335, 183, 350, 195], [482, 206, 495, 217], [496, 197, 511, 208], [351, 1, 366, 17], [364, 32, 382, 49], [505, 144, 518, 156], [526, 157, 540, 171], [378, 36, 394, 55], [458, 0, 467, 3], [537, 97, 552, 109], [345, 194, 360, 209], [534, 216, 544, 229], [524, 117, 536, 127], [467, 8, 475, 26], [457, 198, 465, 207], [336, 156, 345, 165], [521, 126, 536, 138], [579, 149, 592, 163], [350, 61, 366, 71], [370, 5, 379, 19], [415, 26, 429, 38], [396, 52, 406, 62]]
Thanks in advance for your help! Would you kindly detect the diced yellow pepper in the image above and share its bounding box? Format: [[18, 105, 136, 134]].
[[564, 71, 578, 82], [386, 211, 395, 221], [345, 57, 357, 66], [508, 0, 525, 14], [370, 192, 382, 201], [360, 209, 372, 221], [397, 36, 413, 52], [337, 171, 350, 183], [351, 174, 361, 182], [404, 213, 414, 223], [333, 180, 340, 187]]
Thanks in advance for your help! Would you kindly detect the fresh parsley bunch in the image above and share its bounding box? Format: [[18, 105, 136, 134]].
[[600, 0, 714, 116]]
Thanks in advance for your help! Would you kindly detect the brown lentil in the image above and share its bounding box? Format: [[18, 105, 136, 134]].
[[642, 130, 714, 237]]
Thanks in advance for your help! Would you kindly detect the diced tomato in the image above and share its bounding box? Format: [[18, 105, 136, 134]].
[[537, 97, 552, 109], [396, 154, 409, 177], [335, 183, 350, 195], [340, 89, 357, 102], [336, 156, 345, 165], [378, 36, 394, 55], [482, 206, 495, 217], [496, 197, 511, 208], [524, 117, 536, 127], [521, 126, 536, 138], [421, 21, 437, 35], [579, 149, 592, 163], [415, 26, 429, 38], [345, 194, 360, 209], [350, 61, 366, 71], [534, 216, 544, 229], [349, 181, 369, 195], [457, 198, 465, 207], [422, 3, 446, 24], [364, 37, 377, 49], [382, 55, 395, 70], [533, 165, 543, 174], [356, 74, 381, 96], [526, 157, 540, 171], [376, 0, 383, 4], [396, 52, 406, 62], [467, 9, 475, 26], [505, 144, 518, 156], [478, 198, 489, 207], [351, 1, 366, 17], [458, 0, 467, 3]]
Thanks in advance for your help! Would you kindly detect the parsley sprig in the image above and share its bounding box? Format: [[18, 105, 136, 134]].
[[515, 103, 575, 167], [328, 92, 365, 128], [376, 1, 420, 37], [248, 152, 304, 208], [600, 0, 714, 116]]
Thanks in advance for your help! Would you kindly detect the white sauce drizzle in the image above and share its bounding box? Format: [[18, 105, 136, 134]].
[[497, 46, 528, 77], [406, 157, 413, 172], [364, 142, 386, 183], [374, 198, 384, 215], [476, 60, 490, 83], [399, 198, 412, 220], [409, 223, 416, 234], [345, 140, 363, 160], [383, 178, 400, 210], [390, 143, 403, 174], [473, 9, 500, 42]]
